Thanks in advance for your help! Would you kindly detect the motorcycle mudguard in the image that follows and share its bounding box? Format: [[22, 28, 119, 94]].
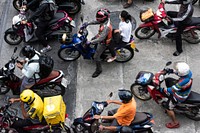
[[5, 28, 15, 34], [60, 43, 75, 49]]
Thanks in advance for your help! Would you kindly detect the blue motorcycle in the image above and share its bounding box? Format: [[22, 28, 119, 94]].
[[58, 23, 138, 63]]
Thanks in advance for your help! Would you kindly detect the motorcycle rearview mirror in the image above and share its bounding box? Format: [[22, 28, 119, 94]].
[[109, 92, 113, 98], [80, 15, 84, 23], [166, 61, 172, 66]]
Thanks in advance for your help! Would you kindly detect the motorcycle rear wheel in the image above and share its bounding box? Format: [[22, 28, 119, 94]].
[[185, 107, 200, 121], [183, 28, 200, 44], [135, 27, 156, 39], [58, 48, 81, 61], [115, 47, 134, 63], [130, 83, 152, 101], [0, 82, 10, 95], [4, 32, 23, 45], [65, 1, 81, 15], [192, 0, 198, 5]]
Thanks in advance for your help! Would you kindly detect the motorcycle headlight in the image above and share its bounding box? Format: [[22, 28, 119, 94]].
[[9, 63, 15, 70], [70, 20, 76, 28], [159, 74, 164, 82]]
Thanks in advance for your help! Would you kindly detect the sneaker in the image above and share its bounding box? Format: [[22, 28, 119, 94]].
[[40, 45, 52, 53], [107, 56, 116, 63], [173, 51, 182, 56]]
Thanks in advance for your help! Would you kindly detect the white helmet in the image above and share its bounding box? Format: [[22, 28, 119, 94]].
[[173, 61, 190, 76]]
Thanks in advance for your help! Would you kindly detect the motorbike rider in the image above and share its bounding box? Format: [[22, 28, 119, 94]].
[[107, 10, 132, 63], [162, 0, 193, 56], [160, 61, 192, 128], [21, 0, 56, 53], [9, 89, 44, 133], [94, 89, 136, 132], [17, 45, 40, 93], [82, 8, 113, 78]]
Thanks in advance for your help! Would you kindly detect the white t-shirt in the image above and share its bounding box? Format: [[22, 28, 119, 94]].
[[119, 21, 132, 43]]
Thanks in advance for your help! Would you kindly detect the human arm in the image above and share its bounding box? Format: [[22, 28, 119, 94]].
[[20, 102, 29, 119], [99, 125, 117, 132], [107, 100, 122, 105], [9, 98, 20, 103], [21, 63, 38, 78]]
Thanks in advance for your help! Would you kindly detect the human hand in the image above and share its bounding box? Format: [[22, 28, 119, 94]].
[[99, 125, 105, 131], [80, 22, 88, 30], [9, 98, 15, 104], [93, 115, 101, 119], [16, 63, 23, 70], [21, 20, 27, 25], [161, 0, 165, 3], [106, 100, 112, 104]]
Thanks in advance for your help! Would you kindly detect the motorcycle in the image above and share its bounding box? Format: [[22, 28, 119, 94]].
[[0, 98, 71, 133], [58, 22, 138, 63], [72, 96, 154, 133], [13, 0, 85, 15], [0, 47, 68, 98], [135, 2, 200, 44], [4, 7, 75, 45], [130, 61, 200, 121]]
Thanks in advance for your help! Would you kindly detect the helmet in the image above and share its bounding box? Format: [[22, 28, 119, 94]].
[[20, 45, 36, 59], [20, 89, 35, 104], [96, 8, 110, 23], [118, 89, 133, 103], [182, 0, 191, 4], [120, 126, 134, 133], [173, 61, 190, 76]]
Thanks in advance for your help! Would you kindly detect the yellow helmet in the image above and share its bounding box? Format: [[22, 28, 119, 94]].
[[20, 89, 35, 104]]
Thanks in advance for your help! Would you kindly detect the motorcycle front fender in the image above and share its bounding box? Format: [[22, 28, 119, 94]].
[[59, 43, 75, 49]]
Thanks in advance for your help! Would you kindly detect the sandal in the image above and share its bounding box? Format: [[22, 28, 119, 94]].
[[165, 122, 180, 129]]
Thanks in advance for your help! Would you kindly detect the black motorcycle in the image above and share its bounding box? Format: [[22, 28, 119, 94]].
[[13, 0, 85, 15]]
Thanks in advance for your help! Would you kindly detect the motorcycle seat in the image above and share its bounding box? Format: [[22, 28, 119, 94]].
[[49, 12, 65, 25], [189, 17, 200, 26], [37, 70, 60, 84], [129, 112, 148, 126], [183, 91, 200, 103]]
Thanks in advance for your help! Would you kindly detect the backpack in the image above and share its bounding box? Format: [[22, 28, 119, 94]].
[[28, 55, 54, 79]]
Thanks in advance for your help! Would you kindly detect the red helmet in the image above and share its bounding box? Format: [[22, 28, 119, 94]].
[[96, 8, 110, 23]]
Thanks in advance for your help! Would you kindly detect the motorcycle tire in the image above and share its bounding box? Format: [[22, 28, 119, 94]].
[[130, 83, 152, 101], [192, 0, 198, 5], [4, 32, 23, 45], [0, 82, 10, 95], [65, 1, 81, 15], [183, 27, 200, 44], [13, 0, 22, 12], [73, 123, 87, 133], [185, 107, 200, 121], [135, 27, 156, 39], [63, 124, 71, 133], [115, 46, 134, 63], [35, 83, 66, 98], [58, 48, 81, 61]]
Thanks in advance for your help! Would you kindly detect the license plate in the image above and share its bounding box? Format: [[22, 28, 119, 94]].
[[130, 41, 136, 49], [61, 78, 68, 88]]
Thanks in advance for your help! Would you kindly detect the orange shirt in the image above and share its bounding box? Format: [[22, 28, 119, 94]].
[[113, 98, 136, 126]]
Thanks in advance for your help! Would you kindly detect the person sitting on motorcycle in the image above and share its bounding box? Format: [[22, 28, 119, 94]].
[[160, 61, 192, 128], [21, 0, 56, 53], [82, 8, 113, 78], [17, 45, 40, 93], [107, 10, 132, 63], [162, 0, 193, 56], [9, 89, 44, 133], [94, 89, 136, 132]]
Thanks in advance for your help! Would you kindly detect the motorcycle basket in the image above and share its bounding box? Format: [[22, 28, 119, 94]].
[[135, 71, 154, 85], [140, 8, 154, 22]]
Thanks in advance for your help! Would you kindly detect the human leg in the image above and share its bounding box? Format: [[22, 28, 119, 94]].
[[92, 44, 107, 78], [11, 118, 33, 133], [20, 76, 39, 93], [107, 42, 116, 62]]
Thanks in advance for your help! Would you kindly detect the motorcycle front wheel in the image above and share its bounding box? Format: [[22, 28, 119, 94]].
[[13, 0, 22, 12], [63, 1, 81, 15], [185, 106, 200, 121], [130, 83, 152, 101], [135, 27, 156, 39], [115, 47, 134, 63], [4, 32, 23, 45], [183, 27, 200, 44], [58, 48, 81, 61], [192, 0, 198, 5], [0, 82, 10, 95]]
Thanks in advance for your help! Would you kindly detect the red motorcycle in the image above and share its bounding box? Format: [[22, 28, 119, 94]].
[[0, 99, 71, 133], [130, 61, 200, 120], [135, 2, 200, 44], [0, 47, 68, 97]]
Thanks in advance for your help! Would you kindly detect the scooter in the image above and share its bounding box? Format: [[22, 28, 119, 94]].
[[72, 93, 154, 133], [135, 2, 200, 44], [130, 61, 200, 121], [13, 0, 85, 15], [4, 6, 75, 45], [0, 98, 71, 133], [0, 47, 68, 98], [58, 22, 138, 63]]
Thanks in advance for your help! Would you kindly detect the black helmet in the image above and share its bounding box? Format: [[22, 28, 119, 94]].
[[96, 8, 110, 23], [120, 126, 134, 133], [20, 45, 36, 59], [118, 89, 133, 103]]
